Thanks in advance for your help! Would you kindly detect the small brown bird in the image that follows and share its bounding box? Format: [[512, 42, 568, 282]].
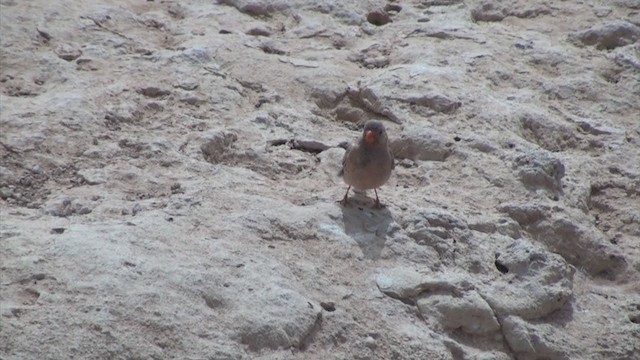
[[338, 120, 395, 208]]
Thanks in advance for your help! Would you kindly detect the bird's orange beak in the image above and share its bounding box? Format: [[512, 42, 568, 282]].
[[365, 130, 376, 144]]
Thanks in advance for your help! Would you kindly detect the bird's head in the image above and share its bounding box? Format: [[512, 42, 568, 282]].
[[362, 120, 387, 146]]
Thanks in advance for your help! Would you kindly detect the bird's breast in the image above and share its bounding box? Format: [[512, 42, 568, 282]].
[[342, 147, 393, 190]]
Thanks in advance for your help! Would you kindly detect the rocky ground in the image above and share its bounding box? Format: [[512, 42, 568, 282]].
[[1, 0, 640, 359]]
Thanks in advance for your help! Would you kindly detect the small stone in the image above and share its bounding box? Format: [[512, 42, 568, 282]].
[[384, 4, 402, 14], [367, 9, 392, 26], [167, 3, 186, 19], [131, 203, 143, 216], [594, 7, 612, 18], [145, 102, 164, 111], [78, 169, 107, 185], [44, 197, 92, 217], [137, 87, 171, 98], [180, 96, 207, 106], [50, 228, 65, 234], [200, 130, 238, 163], [75, 58, 100, 71], [320, 301, 336, 312], [364, 336, 377, 349], [0, 166, 16, 186], [175, 81, 198, 91], [246, 27, 272, 37], [55, 44, 82, 61], [471, 1, 507, 22], [291, 139, 330, 154], [423, 0, 462, 5], [36, 27, 52, 41], [82, 148, 103, 159]]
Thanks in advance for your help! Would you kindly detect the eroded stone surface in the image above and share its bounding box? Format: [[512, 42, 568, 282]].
[[1, 0, 639, 359], [484, 239, 574, 320]]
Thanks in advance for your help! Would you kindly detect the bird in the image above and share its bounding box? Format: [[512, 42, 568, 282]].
[[338, 120, 395, 208]]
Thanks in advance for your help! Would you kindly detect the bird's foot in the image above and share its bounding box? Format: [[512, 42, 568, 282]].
[[373, 199, 385, 209], [338, 196, 351, 207]]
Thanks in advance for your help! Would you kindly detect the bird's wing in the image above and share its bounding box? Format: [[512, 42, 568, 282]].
[[338, 143, 354, 177], [389, 146, 395, 170]]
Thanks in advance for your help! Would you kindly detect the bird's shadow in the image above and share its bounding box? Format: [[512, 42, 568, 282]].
[[340, 195, 393, 260]]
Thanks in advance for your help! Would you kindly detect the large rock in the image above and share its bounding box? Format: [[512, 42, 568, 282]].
[[217, 0, 291, 16], [376, 268, 499, 335], [43, 196, 92, 217], [347, 65, 463, 124], [471, 0, 551, 22], [483, 239, 573, 319], [230, 286, 321, 351], [376, 267, 474, 302], [517, 110, 581, 152], [502, 315, 571, 360], [390, 125, 454, 162], [570, 21, 640, 50], [512, 150, 565, 195], [417, 290, 500, 334], [500, 204, 627, 276]]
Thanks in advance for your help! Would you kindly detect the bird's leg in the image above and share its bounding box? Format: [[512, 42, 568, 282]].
[[373, 188, 384, 209], [339, 186, 351, 206]]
